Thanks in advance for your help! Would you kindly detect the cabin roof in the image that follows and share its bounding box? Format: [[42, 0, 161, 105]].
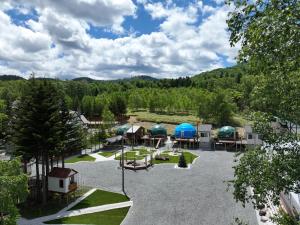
[[126, 125, 142, 134], [48, 167, 78, 178]]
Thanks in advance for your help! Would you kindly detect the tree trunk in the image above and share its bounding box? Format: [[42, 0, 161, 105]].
[[62, 150, 65, 168], [45, 150, 49, 200], [50, 157, 53, 170], [35, 154, 40, 202], [42, 152, 47, 205]]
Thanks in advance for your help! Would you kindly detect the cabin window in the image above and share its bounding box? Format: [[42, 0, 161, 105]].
[[200, 132, 208, 137], [59, 179, 64, 188], [70, 176, 75, 184], [248, 134, 253, 139]]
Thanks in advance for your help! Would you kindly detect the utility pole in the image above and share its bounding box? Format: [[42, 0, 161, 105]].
[[131, 123, 134, 150], [121, 135, 125, 195]]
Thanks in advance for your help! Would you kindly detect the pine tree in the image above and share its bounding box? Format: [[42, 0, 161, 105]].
[[13, 79, 62, 204], [178, 153, 187, 168]]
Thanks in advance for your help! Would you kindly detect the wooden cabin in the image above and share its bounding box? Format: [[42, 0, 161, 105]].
[[125, 125, 145, 145], [48, 167, 78, 194]]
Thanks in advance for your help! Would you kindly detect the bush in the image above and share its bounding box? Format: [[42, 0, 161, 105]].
[[178, 153, 187, 168]]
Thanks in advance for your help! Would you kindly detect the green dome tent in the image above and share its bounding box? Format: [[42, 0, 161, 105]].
[[149, 124, 167, 136], [218, 126, 236, 139], [116, 124, 130, 135]]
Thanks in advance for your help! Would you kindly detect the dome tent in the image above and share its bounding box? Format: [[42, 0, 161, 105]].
[[149, 124, 167, 136], [218, 126, 236, 139], [174, 123, 196, 139], [116, 124, 130, 135]]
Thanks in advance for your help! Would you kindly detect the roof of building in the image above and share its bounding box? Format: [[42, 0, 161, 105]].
[[106, 135, 123, 143], [149, 124, 167, 136], [199, 124, 212, 132], [48, 167, 78, 178], [80, 115, 90, 124], [126, 125, 143, 134], [116, 124, 131, 135]]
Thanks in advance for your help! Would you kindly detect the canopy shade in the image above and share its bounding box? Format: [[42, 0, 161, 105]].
[[174, 123, 196, 139]]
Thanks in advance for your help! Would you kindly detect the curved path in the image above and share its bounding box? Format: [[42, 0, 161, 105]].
[[68, 150, 257, 225]]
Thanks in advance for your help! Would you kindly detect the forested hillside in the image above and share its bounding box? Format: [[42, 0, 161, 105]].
[[0, 64, 280, 126]]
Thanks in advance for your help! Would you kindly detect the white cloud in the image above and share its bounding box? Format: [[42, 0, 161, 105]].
[[0, 0, 238, 79]]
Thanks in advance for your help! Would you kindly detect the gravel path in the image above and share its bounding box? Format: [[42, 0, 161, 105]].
[[68, 150, 258, 225]]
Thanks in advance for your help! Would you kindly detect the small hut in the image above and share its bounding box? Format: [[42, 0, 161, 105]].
[[125, 125, 145, 145], [244, 125, 262, 146], [199, 124, 212, 143], [48, 167, 78, 194]]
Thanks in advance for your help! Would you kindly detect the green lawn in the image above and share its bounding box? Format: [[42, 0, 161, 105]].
[[69, 189, 129, 211], [45, 207, 130, 225], [65, 154, 96, 163], [153, 152, 198, 164], [99, 151, 117, 158], [19, 187, 90, 219], [114, 149, 151, 161]]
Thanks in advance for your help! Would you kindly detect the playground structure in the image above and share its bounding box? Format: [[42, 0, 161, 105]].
[[119, 151, 153, 170]]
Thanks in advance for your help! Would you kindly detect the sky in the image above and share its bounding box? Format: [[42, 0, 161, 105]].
[[0, 0, 239, 80]]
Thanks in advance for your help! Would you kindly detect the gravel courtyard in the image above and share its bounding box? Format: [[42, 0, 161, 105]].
[[68, 150, 258, 225]]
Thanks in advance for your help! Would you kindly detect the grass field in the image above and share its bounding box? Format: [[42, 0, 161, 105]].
[[65, 154, 96, 163], [99, 151, 117, 158], [45, 207, 130, 225], [129, 111, 199, 125], [115, 149, 151, 161], [153, 152, 198, 164], [70, 189, 129, 211], [19, 187, 90, 219]]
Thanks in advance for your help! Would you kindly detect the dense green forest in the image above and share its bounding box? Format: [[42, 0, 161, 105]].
[[0, 64, 266, 126]]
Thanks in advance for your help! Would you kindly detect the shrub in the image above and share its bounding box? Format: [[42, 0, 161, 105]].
[[178, 153, 187, 168]]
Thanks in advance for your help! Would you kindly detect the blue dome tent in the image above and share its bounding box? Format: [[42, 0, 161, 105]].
[[174, 123, 196, 139]]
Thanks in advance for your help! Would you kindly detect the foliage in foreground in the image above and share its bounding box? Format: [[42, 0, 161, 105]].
[[227, 0, 300, 224], [272, 209, 300, 225], [0, 158, 28, 225]]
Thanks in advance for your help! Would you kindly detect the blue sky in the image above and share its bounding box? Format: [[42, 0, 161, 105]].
[[0, 0, 238, 80]]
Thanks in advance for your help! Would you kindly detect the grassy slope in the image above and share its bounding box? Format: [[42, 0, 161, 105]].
[[45, 207, 130, 225], [154, 152, 198, 164], [70, 190, 129, 211], [130, 111, 199, 124], [65, 154, 96, 163]]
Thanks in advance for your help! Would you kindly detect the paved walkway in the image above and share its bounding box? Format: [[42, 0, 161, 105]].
[[68, 150, 258, 225], [18, 188, 132, 225]]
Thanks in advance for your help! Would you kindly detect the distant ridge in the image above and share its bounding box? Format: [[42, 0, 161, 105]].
[[72, 75, 157, 82], [72, 77, 96, 82], [122, 75, 158, 81], [0, 75, 24, 81]]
